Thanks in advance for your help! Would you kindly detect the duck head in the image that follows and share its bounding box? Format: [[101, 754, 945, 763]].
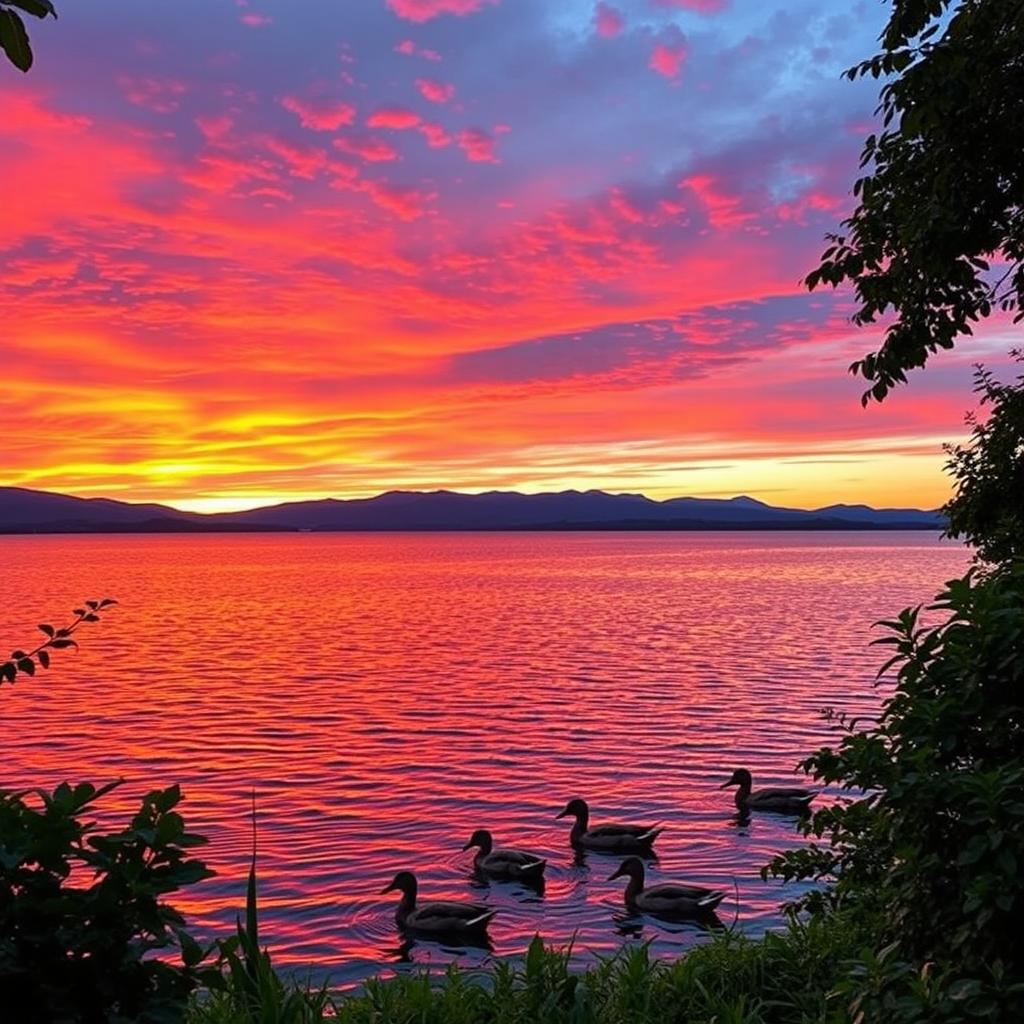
[[462, 829, 493, 854], [720, 768, 752, 790], [555, 797, 589, 822], [607, 856, 645, 883], [380, 870, 417, 899]]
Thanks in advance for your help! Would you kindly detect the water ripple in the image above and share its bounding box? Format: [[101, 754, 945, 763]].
[[0, 531, 968, 986]]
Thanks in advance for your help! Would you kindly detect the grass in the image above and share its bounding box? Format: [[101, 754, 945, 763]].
[[187, 913, 868, 1024]]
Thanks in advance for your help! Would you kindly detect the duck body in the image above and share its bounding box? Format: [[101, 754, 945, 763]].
[[609, 857, 725, 916], [462, 829, 546, 882], [381, 871, 496, 936], [556, 798, 663, 854], [721, 768, 816, 814]]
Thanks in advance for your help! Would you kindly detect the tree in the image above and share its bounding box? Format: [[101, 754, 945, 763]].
[[806, 0, 1024, 403], [0, 0, 56, 72], [944, 354, 1024, 565]]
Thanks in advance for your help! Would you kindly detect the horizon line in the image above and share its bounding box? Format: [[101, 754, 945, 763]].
[[2, 482, 940, 517]]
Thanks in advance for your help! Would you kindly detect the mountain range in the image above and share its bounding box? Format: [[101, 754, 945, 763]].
[[0, 486, 944, 533]]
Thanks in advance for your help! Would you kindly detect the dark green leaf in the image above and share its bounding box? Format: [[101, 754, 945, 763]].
[[4, 0, 56, 19], [0, 8, 32, 71]]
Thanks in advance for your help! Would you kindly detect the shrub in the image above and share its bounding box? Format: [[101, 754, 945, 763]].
[[767, 566, 1024, 1022], [0, 779, 220, 1023]]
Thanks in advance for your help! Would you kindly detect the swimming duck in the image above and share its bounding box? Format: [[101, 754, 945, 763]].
[[720, 768, 816, 814], [556, 798, 663, 853], [462, 829, 547, 882], [608, 856, 725, 916], [380, 871, 496, 935]]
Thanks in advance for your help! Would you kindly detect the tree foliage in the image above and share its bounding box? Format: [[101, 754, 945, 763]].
[[1, 597, 116, 687], [0, 0, 56, 72], [944, 354, 1024, 565], [807, 0, 1024, 403]]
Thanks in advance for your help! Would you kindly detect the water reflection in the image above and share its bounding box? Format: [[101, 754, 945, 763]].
[[0, 531, 968, 985]]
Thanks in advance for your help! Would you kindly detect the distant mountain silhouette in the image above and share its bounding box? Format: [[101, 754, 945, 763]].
[[0, 486, 945, 533]]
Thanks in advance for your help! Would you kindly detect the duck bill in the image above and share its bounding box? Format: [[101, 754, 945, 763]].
[[461, 840, 474, 851], [380, 882, 397, 895], [718, 780, 736, 789], [555, 808, 570, 819], [607, 867, 625, 881]]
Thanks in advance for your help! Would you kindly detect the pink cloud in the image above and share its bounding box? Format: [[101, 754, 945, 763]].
[[367, 107, 422, 130], [195, 114, 233, 141], [394, 39, 442, 60], [261, 136, 327, 180], [649, 27, 688, 80], [416, 77, 456, 104], [682, 173, 754, 227], [361, 180, 432, 220], [281, 95, 356, 132], [117, 75, 187, 114], [653, 0, 727, 12], [239, 11, 272, 27], [609, 187, 646, 224], [419, 121, 452, 147], [593, 2, 625, 38], [457, 128, 499, 163], [386, 0, 494, 22], [333, 135, 400, 162]]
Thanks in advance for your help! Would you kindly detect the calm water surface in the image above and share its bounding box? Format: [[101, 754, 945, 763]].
[[0, 532, 969, 985]]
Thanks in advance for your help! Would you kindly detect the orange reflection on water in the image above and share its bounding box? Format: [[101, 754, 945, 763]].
[[0, 532, 969, 985]]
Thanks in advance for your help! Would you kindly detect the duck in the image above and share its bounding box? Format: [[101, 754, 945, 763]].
[[608, 856, 725, 917], [555, 798, 663, 853], [380, 871, 496, 936], [462, 829, 547, 882], [720, 768, 817, 814]]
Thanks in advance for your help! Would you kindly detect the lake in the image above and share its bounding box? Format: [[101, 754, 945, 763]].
[[0, 531, 969, 986]]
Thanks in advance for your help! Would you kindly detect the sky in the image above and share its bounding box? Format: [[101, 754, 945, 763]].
[[1, 0, 1015, 513]]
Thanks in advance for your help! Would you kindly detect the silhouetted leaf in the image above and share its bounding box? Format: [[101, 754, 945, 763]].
[[16, 658, 35, 675], [50, 638, 77, 649], [0, 9, 32, 71], [38, 623, 54, 637], [4, 0, 56, 18], [38, 650, 50, 669]]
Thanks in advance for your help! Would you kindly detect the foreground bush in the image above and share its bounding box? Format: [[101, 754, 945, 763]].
[[0, 780, 218, 1023], [768, 566, 1024, 1022]]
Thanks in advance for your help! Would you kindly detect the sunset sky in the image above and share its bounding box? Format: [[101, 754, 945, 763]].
[[2, 0, 1015, 513]]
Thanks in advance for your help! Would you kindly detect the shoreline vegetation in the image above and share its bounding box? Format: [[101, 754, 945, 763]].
[[189, 892, 873, 1024]]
